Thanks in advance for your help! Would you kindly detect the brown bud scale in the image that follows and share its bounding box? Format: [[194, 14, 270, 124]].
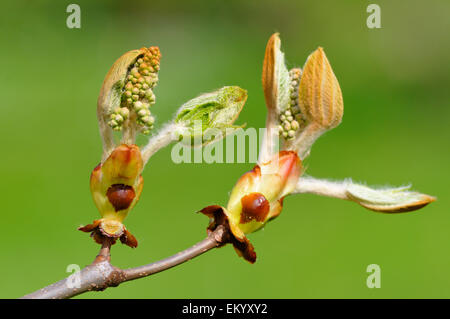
[[106, 184, 136, 211], [240, 192, 270, 224]]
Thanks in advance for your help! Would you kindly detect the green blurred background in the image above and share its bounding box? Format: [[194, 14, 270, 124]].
[[0, 0, 449, 298]]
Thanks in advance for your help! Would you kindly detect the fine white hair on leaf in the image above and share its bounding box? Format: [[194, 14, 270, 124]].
[[141, 122, 180, 165], [294, 176, 436, 213], [259, 34, 291, 164], [275, 49, 291, 114]]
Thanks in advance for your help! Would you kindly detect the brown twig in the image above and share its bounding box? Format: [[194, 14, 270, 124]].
[[93, 237, 113, 264], [20, 226, 228, 299]]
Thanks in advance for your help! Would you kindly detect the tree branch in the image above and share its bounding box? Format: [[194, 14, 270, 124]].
[[20, 226, 229, 299]]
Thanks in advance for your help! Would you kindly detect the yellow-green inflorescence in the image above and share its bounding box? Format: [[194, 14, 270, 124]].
[[108, 46, 161, 134], [278, 68, 304, 140]]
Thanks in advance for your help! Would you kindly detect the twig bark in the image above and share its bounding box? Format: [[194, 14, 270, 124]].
[[21, 226, 228, 299]]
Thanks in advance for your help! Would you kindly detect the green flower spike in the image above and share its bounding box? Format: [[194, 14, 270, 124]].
[[97, 46, 161, 161]]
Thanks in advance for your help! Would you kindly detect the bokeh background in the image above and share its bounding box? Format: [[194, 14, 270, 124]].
[[1, 0, 449, 298]]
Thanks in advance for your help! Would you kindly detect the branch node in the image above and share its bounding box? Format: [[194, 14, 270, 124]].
[[210, 225, 231, 245]]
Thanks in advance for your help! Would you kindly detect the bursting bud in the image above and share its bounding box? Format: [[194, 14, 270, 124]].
[[200, 151, 302, 263], [79, 144, 144, 248], [174, 86, 247, 145]]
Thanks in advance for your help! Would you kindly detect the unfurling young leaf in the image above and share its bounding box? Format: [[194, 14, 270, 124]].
[[297, 47, 343, 131], [283, 47, 344, 158], [259, 33, 291, 163], [262, 33, 290, 114], [174, 86, 247, 146], [294, 177, 436, 213]]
